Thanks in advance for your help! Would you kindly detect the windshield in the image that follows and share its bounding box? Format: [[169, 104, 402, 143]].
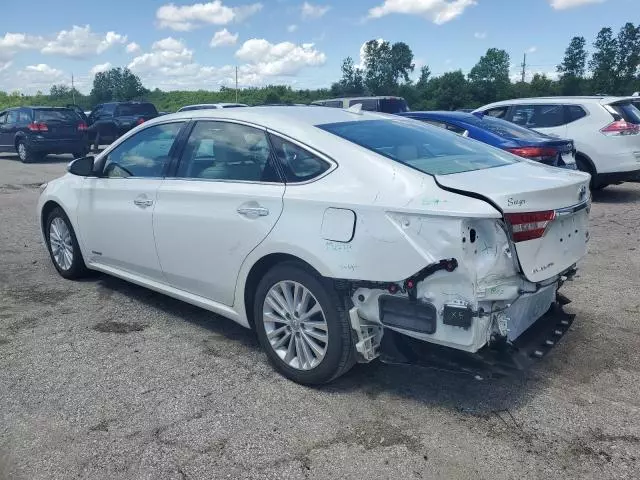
[[319, 119, 519, 175], [116, 103, 157, 116], [465, 114, 550, 140], [35, 109, 79, 122]]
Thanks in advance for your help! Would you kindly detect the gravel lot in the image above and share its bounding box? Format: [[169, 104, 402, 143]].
[[1, 153, 639, 480]]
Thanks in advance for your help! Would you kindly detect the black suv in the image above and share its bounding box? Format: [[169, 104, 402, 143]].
[[0, 106, 89, 163], [86, 101, 158, 150]]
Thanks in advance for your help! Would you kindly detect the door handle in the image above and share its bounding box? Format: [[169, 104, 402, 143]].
[[237, 206, 269, 217], [133, 197, 154, 208]]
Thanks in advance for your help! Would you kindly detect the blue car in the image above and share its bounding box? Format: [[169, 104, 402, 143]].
[[400, 111, 576, 169]]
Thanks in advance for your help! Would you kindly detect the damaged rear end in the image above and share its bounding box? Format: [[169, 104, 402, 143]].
[[347, 162, 590, 377]]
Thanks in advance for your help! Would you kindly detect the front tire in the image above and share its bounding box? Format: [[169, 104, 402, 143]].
[[254, 263, 355, 385], [45, 207, 89, 279]]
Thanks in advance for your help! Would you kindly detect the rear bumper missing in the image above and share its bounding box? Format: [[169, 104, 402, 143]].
[[378, 301, 575, 378]]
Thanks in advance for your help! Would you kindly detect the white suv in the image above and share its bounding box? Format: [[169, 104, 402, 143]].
[[474, 97, 640, 189]]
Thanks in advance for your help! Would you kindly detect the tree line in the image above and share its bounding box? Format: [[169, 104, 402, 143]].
[[1, 22, 638, 112]]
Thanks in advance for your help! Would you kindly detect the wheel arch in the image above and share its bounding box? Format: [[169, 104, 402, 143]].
[[575, 151, 597, 175], [242, 253, 323, 330], [14, 132, 27, 149]]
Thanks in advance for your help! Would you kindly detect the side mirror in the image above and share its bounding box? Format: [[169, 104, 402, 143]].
[[68, 156, 95, 177]]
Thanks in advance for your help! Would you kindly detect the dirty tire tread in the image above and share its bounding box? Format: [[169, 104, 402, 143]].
[[45, 207, 89, 280], [254, 261, 356, 385]]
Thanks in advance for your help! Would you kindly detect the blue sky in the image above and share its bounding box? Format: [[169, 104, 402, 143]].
[[0, 0, 636, 94]]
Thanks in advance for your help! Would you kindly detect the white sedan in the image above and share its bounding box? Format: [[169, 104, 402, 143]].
[[38, 106, 591, 384]]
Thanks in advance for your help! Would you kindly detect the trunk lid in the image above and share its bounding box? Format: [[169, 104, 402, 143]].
[[436, 162, 590, 282], [34, 109, 83, 139]]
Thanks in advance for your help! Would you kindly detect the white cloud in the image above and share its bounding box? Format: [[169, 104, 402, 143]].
[[156, 1, 263, 31], [210, 28, 238, 47], [549, 0, 605, 9], [287, 24, 298, 32], [0, 61, 12, 72], [127, 36, 326, 90], [235, 39, 326, 76], [41, 25, 127, 58], [528, 46, 537, 53], [90, 62, 112, 76], [474, 32, 486, 39], [0, 33, 44, 62], [301, 2, 330, 19], [368, 0, 476, 24], [126, 42, 141, 54]]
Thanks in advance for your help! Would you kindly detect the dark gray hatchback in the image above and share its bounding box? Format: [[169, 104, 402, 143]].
[[0, 107, 89, 163]]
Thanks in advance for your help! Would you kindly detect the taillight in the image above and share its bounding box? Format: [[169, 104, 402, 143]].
[[136, 118, 145, 125], [504, 210, 556, 242], [77, 122, 88, 131], [600, 120, 639, 136], [506, 146, 557, 158], [28, 122, 48, 132]]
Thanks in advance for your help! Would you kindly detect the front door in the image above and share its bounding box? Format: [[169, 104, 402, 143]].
[[0, 111, 10, 151], [77, 121, 185, 282], [153, 120, 286, 306]]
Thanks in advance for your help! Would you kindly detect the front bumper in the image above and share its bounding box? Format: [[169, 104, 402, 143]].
[[379, 300, 575, 378]]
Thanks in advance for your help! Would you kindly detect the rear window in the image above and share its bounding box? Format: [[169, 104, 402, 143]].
[[466, 115, 549, 140], [222, 104, 246, 109], [609, 103, 640, 124], [116, 103, 157, 116], [35, 109, 80, 122], [318, 119, 518, 176]]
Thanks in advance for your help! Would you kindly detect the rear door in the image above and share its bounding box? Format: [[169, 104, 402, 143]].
[[153, 120, 286, 306], [510, 104, 568, 138]]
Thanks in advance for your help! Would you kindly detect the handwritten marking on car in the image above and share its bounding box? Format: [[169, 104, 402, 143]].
[[507, 197, 526, 207], [532, 262, 555, 275], [325, 241, 352, 252], [422, 198, 447, 206], [340, 264, 358, 271]]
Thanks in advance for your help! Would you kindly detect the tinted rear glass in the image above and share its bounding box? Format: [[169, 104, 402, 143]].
[[35, 109, 79, 122], [222, 104, 246, 108], [465, 114, 550, 140], [116, 103, 157, 116], [379, 98, 409, 113], [610, 103, 640, 124], [319, 119, 518, 176]]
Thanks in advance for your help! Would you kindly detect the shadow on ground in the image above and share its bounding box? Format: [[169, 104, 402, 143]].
[[591, 183, 640, 204], [93, 273, 541, 415]]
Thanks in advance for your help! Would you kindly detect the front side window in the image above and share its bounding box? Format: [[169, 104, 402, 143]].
[[512, 104, 565, 128], [319, 119, 518, 176], [103, 122, 183, 178], [6, 111, 18, 124], [176, 121, 280, 182], [270, 134, 330, 182], [484, 107, 508, 119]]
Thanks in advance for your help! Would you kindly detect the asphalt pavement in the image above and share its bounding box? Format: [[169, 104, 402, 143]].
[[1, 152, 639, 480]]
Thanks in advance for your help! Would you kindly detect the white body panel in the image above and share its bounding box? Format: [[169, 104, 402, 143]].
[[39, 107, 590, 352]]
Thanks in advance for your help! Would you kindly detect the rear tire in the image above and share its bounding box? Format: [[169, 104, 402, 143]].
[[16, 140, 39, 163], [44, 207, 89, 280], [253, 262, 356, 385]]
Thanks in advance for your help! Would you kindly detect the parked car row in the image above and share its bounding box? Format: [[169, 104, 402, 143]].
[[39, 105, 591, 384]]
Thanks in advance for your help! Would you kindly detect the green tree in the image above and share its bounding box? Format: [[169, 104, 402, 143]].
[[615, 22, 640, 93], [361, 39, 415, 95], [468, 48, 511, 104], [529, 73, 556, 96], [90, 67, 146, 103], [589, 27, 618, 94], [390, 42, 415, 84], [428, 71, 471, 110], [557, 36, 587, 95], [332, 56, 365, 95], [416, 65, 431, 90], [50, 84, 71, 98]]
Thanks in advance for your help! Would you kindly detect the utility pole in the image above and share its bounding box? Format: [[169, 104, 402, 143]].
[[520, 53, 527, 83], [235, 66, 238, 103], [72, 73, 76, 105]]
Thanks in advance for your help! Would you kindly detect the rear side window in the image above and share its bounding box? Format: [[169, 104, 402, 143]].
[[511, 104, 565, 128], [325, 101, 343, 108], [35, 109, 79, 122], [379, 98, 409, 113], [608, 103, 640, 124], [269, 134, 330, 182], [319, 119, 518, 176], [566, 105, 587, 123], [350, 99, 378, 111], [116, 103, 158, 116], [484, 107, 508, 119], [18, 110, 32, 122]]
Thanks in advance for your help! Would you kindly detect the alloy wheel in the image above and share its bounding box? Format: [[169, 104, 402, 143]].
[[262, 280, 329, 371], [49, 217, 74, 271], [18, 143, 26, 161]]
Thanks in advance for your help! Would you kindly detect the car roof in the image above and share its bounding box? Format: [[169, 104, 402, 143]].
[[148, 105, 391, 133], [477, 96, 628, 110], [182, 103, 247, 108]]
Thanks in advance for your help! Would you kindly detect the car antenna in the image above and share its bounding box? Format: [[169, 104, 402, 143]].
[[346, 103, 363, 115]]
